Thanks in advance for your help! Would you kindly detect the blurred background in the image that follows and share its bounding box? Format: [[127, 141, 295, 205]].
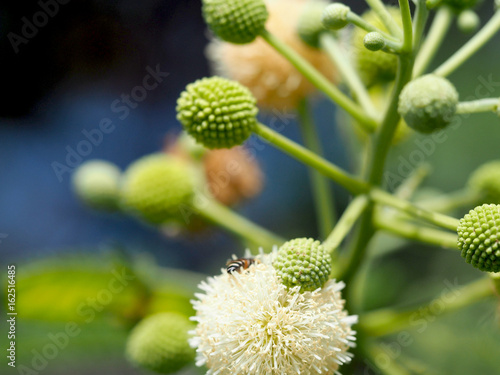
[[0, 0, 499, 374]]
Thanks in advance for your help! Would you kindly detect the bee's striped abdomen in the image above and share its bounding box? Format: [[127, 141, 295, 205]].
[[226, 258, 257, 274]]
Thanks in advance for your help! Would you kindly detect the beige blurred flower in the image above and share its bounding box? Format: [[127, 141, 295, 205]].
[[203, 147, 263, 206], [164, 133, 263, 207], [206, 0, 335, 110]]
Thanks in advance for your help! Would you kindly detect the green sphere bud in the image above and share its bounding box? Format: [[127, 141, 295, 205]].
[[468, 160, 500, 203], [176, 77, 258, 149], [457, 10, 480, 33], [297, 0, 330, 48], [121, 154, 195, 224], [202, 0, 268, 44], [72, 160, 121, 211], [352, 7, 401, 86], [273, 238, 331, 292], [398, 74, 459, 133], [322, 3, 351, 30], [126, 312, 195, 374], [363, 32, 385, 51], [457, 204, 500, 273]]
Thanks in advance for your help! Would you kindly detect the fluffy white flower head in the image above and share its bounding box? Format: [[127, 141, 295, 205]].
[[190, 251, 357, 375]]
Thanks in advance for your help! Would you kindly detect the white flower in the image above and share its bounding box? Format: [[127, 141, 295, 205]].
[[190, 252, 357, 375]]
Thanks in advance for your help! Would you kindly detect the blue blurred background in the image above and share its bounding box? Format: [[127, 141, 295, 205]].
[[0, 0, 355, 273]]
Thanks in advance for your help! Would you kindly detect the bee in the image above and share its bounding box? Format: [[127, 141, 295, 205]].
[[226, 258, 259, 274]]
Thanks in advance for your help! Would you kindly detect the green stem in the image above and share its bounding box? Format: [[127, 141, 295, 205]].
[[456, 98, 499, 114], [255, 122, 458, 234], [365, 0, 404, 38], [260, 29, 378, 131], [254, 123, 369, 194], [360, 277, 494, 337], [412, 0, 430, 51], [319, 33, 378, 120], [381, 37, 404, 53], [338, 55, 415, 283], [347, 12, 402, 43], [368, 55, 415, 184], [194, 197, 285, 249], [374, 215, 459, 249], [323, 195, 370, 255], [394, 163, 431, 200], [297, 99, 337, 239], [413, 6, 453, 77], [434, 11, 500, 77], [398, 0, 413, 53], [371, 189, 460, 231], [416, 188, 481, 213]]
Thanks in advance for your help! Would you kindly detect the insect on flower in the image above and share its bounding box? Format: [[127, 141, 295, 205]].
[[226, 257, 259, 274]]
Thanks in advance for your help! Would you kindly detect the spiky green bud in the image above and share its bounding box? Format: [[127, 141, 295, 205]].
[[363, 32, 385, 51], [398, 74, 459, 134], [121, 154, 195, 224], [202, 0, 268, 44], [72, 160, 121, 211], [126, 312, 195, 374], [273, 238, 331, 292], [297, 0, 330, 48], [352, 7, 402, 86], [457, 204, 500, 273], [322, 3, 350, 30], [457, 10, 480, 33], [468, 160, 500, 204], [176, 77, 258, 149]]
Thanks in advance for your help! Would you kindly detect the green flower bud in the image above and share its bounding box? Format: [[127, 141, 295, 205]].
[[176, 77, 258, 149], [202, 0, 268, 44], [297, 0, 330, 48], [457, 204, 500, 273], [322, 3, 350, 30], [352, 7, 402, 86], [363, 32, 385, 51], [457, 10, 480, 33], [72, 160, 121, 211], [273, 238, 331, 292], [398, 74, 459, 134], [126, 312, 195, 374], [468, 160, 500, 203], [121, 154, 195, 224]]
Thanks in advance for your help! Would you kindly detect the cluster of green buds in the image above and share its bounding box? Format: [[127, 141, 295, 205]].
[[70, 0, 500, 373]]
